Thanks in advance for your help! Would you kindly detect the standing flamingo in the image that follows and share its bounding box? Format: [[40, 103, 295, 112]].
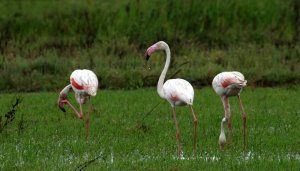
[[145, 41, 198, 159], [212, 71, 247, 150], [57, 69, 98, 142]]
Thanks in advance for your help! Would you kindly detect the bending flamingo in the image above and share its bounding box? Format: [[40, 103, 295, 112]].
[[212, 71, 247, 150], [58, 69, 98, 142], [145, 41, 198, 159]]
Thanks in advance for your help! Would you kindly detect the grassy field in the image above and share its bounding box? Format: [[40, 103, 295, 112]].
[[0, 1, 299, 170], [0, 87, 299, 170]]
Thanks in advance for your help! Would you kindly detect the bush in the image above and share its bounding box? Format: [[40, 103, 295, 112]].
[[0, 0, 299, 91]]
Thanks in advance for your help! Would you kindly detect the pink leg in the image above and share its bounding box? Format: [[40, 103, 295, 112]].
[[79, 102, 83, 118], [221, 96, 231, 145], [237, 95, 247, 149], [61, 100, 84, 119], [172, 107, 181, 159], [189, 105, 197, 158], [85, 96, 91, 142]]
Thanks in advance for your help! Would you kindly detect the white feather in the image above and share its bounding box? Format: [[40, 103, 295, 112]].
[[163, 78, 194, 106], [70, 69, 98, 96], [212, 71, 246, 97]]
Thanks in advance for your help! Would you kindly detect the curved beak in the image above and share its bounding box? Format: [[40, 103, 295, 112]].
[[58, 99, 66, 112], [145, 52, 150, 61], [59, 105, 66, 112]]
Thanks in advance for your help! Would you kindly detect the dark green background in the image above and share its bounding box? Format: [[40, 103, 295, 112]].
[[0, 0, 299, 91]]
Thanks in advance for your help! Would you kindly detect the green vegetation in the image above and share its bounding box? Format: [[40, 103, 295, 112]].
[[0, 1, 299, 170], [0, 97, 22, 133], [0, 0, 299, 91], [0, 88, 299, 170]]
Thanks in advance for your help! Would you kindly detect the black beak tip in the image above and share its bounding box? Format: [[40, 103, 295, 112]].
[[59, 107, 66, 113], [146, 54, 150, 61]]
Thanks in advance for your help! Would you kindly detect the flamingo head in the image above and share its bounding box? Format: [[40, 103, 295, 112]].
[[57, 94, 67, 112], [145, 41, 169, 61], [145, 44, 158, 60], [145, 41, 168, 60]]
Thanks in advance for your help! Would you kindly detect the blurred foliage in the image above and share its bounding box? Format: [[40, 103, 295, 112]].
[[0, 0, 299, 91]]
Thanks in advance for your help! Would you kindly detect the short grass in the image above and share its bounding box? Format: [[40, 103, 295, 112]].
[[0, 87, 299, 170]]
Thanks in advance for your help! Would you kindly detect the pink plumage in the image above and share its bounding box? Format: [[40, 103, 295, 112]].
[[212, 71, 247, 96], [212, 71, 247, 150], [70, 70, 98, 103], [58, 69, 98, 142], [145, 41, 198, 159]]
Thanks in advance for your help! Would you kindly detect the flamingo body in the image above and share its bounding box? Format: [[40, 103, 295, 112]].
[[163, 78, 194, 106], [212, 71, 246, 97], [212, 71, 247, 150], [58, 69, 98, 142], [145, 41, 198, 159], [70, 69, 98, 103]]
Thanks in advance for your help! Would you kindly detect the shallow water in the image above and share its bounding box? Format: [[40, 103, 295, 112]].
[[5, 142, 300, 170]]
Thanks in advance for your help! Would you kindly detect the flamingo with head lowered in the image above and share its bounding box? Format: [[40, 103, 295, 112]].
[[58, 69, 98, 142], [145, 41, 198, 159], [212, 71, 247, 150]]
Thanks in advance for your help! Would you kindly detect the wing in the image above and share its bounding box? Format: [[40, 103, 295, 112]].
[[212, 71, 247, 96], [216, 72, 246, 88], [70, 69, 98, 96], [224, 72, 246, 88]]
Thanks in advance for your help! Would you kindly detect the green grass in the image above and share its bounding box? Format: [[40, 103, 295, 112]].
[[0, 87, 299, 170]]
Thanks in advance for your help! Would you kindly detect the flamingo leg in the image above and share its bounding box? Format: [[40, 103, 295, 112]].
[[61, 100, 84, 120], [237, 95, 247, 149], [221, 96, 231, 145], [85, 96, 91, 142], [189, 105, 197, 158], [172, 107, 181, 159]]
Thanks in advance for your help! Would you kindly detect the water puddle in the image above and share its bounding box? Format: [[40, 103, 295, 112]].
[[8, 146, 300, 169]]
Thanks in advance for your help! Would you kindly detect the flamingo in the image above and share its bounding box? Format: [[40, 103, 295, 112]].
[[145, 41, 198, 159], [57, 69, 98, 142], [212, 71, 247, 150]]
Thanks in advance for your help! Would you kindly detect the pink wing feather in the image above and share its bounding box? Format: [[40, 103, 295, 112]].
[[221, 77, 236, 88]]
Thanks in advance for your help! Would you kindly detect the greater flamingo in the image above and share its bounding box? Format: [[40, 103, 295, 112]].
[[212, 71, 247, 150], [145, 41, 198, 159], [58, 69, 98, 142]]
